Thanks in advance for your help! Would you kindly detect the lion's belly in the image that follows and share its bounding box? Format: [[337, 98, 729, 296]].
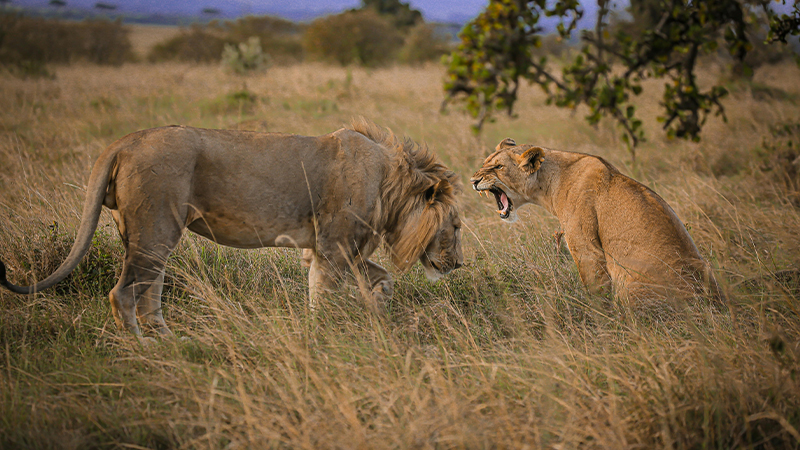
[[187, 216, 316, 249]]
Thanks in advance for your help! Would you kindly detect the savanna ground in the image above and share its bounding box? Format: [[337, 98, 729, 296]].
[[1, 26, 800, 449]]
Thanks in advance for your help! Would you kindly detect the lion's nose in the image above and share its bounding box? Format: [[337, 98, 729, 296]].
[[454, 261, 463, 269]]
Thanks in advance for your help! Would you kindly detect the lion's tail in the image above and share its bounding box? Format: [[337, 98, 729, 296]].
[[0, 146, 118, 295]]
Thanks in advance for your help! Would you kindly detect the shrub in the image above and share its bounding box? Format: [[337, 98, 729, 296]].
[[148, 24, 231, 63], [302, 9, 403, 66], [225, 16, 304, 64], [0, 13, 134, 76], [72, 18, 134, 65], [146, 17, 303, 65], [225, 15, 299, 43], [221, 36, 269, 74], [202, 87, 259, 115], [398, 23, 451, 65]]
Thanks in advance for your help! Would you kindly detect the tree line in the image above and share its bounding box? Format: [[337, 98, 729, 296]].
[[0, 0, 454, 78]]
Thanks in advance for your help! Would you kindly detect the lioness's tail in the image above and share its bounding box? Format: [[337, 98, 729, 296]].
[[0, 147, 118, 295]]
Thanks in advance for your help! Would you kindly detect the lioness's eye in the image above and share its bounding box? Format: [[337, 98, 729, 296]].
[[494, 164, 504, 170]]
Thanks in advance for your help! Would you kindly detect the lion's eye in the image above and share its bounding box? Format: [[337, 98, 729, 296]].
[[494, 164, 504, 170]]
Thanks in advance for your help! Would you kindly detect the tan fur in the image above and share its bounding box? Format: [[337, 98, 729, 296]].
[[0, 120, 463, 336], [471, 139, 723, 302]]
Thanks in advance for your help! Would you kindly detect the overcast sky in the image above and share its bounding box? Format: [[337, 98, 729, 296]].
[[7, 0, 495, 23], [8, 0, 794, 25]]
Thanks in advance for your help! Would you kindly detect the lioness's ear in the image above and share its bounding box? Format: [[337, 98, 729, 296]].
[[424, 179, 453, 206], [518, 146, 545, 173], [496, 138, 516, 151]]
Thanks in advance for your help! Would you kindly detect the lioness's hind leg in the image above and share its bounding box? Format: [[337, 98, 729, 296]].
[[111, 247, 178, 336], [109, 268, 140, 335], [109, 208, 183, 336]]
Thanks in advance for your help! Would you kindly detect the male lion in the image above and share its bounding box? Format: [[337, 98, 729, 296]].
[[0, 119, 463, 336], [470, 138, 722, 302]]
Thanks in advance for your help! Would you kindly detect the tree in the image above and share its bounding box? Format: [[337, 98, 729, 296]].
[[442, 0, 800, 160], [360, 0, 423, 29]]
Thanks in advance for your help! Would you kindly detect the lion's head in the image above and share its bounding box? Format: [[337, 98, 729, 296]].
[[388, 167, 463, 281], [349, 119, 463, 279], [470, 138, 545, 223], [418, 204, 463, 281]]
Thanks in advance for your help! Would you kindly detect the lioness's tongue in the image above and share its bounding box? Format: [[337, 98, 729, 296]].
[[500, 192, 509, 213]]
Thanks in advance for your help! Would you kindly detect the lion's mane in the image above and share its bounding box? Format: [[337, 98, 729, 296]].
[[349, 119, 460, 272]]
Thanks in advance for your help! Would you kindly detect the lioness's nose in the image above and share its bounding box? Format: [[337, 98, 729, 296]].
[[454, 260, 463, 269], [470, 177, 482, 189]]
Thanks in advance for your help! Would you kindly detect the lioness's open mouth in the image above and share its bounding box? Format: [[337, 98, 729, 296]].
[[476, 186, 512, 219]]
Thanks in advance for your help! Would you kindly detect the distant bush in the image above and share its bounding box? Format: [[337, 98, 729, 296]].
[[302, 9, 403, 66], [147, 17, 303, 65], [226, 15, 299, 41], [147, 24, 230, 63], [0, 13, 134, 76], [222, 36, 269, 74], [226, 16, 304, 64], [398, 24, 451, 65]]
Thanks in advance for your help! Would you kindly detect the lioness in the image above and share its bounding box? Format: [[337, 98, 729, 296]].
[[0, 120, 463, 336], [470, 138, 722, 301]]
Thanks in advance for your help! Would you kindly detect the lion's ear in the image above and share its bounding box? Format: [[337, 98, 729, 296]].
[[496, 138, 516, 151], [424, 179, 453, 207], [518, 146, 545, 173]]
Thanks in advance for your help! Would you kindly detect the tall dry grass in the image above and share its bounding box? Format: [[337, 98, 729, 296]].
[[0, 60, 799, 449]]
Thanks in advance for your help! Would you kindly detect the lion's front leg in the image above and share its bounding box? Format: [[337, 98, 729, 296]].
[[363, 259, 393, 307], [305, 249, 392, 314], [307, 252, 340, 310]]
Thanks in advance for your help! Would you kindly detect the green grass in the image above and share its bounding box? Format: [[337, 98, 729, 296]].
[[1, 61, 799, 449]]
